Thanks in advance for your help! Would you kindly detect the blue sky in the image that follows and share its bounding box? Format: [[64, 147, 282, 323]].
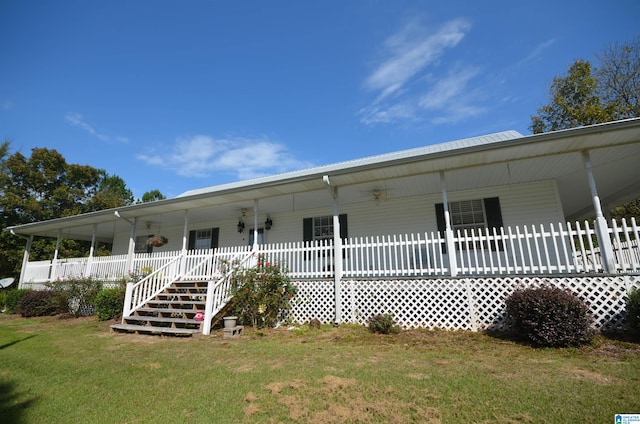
[[1, 1, 638, 200]]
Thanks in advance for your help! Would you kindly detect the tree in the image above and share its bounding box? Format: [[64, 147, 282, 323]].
[[530, 38, 640, 133], [530, 37, 640, 222], [530, 60, 613, 133], [90, 172, 134, 210], [139, 189, 166, 203], [0, 146, 135, 279], [597, 36, 640, 120]]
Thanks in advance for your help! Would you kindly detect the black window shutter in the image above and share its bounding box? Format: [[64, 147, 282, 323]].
[[210, 228, 219, 249], [434, 204, 447, 254], [303, 218, 313, 242], [483, 197, 504, 251], [435, 203, 446, 235], [188, 230, 196, 250], [339, 214, 348, 240], [303, 218, 313, 260], [484, 197, 503, 229]]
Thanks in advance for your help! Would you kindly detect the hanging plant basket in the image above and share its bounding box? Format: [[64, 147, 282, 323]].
[[147, 235, 168, 247]]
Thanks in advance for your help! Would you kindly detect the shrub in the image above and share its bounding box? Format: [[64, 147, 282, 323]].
[[625, 287, 640, 336], [0, 291, 7, 312], [230, 255, 297, 328], [4, 289, 32, 314], [95, 287, 126, 321], [46, 278, 103, 317], [505, 285, 594, 347], [18, 290, 62, 317], [368, 313, 400, 335]]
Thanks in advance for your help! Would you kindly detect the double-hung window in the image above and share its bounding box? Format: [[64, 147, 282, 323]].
[[187, 228, 219, 250], [435, 197, 503, 251], [135, 235, 153, 254]]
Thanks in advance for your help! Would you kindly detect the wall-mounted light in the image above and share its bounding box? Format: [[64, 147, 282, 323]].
[[265, 216, 273, 230], [237, 220, 245, 233]]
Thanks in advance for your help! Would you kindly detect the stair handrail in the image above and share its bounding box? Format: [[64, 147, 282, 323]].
[[122, 254, 184, 320], [202, 251, 257, 335]]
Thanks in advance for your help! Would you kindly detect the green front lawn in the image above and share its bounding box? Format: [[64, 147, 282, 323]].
[[1, 314, 639, 423]]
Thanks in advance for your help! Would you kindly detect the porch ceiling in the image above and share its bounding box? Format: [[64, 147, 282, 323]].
[[6, 119, 640, 241]]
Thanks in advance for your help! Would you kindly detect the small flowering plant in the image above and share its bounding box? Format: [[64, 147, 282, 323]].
[[230, 255, 297, 328]]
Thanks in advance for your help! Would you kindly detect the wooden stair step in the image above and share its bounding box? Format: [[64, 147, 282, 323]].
[[147, 299, 205, 305], [156, 293, 206, 299], [110, 323, 200, 336], [136, 307, 202, 315], [165, 286, 208, 291], [125, 315, 202, 325]]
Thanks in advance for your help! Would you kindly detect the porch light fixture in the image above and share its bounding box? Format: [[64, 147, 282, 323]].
[[237, 220, 245, 233], [265, 216, 273, 230]]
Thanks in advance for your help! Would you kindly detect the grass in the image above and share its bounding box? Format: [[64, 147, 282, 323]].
[[1, 315, 639, 423]]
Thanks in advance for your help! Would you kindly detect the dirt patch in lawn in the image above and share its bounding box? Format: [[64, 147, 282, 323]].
[[243, 374, 441, 423]]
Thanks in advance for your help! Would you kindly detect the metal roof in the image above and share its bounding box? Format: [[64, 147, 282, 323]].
[[4, 118, 640, 241], [177, 130, 523, 198]]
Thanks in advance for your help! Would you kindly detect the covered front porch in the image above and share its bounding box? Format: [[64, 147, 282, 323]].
[[20, 216, 640, 286]]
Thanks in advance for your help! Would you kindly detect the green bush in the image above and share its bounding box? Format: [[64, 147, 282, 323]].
[[95, 287, 126, 321], [230, 255, 297, 328], [4, 289, 32, 314], [625, 287, 640, 336], [368, 313, 400, 334], [18, 290, 62, 317], [505, 285, 594, 347], [0, 291, 7, 312], [46, 278, 103, 317]]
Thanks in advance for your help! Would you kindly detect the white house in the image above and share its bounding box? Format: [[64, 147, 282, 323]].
[[5, 119, 640, 335]]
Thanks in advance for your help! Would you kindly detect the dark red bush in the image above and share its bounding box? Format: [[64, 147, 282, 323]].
[[505, 285, 594, 347], [18, 290, 62, 317]]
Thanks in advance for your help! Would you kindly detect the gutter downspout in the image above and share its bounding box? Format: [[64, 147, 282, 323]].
[[10, 230, 32, 289], [181, 210, 189, 277], [581, 151, 616, 273], [51, 231, 61, 282], [115, 211, 137, 274], [324, 175, 343, 325], [440, 172, 458, 277], [253, 200, 259, 252], [84, 224, 97, 278]]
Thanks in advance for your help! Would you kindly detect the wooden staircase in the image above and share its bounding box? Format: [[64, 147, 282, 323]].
[[111, 281, 225, 336]]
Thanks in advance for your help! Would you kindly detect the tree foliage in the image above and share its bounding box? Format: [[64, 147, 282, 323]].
[[0, 145, 134, 279], [530, 37, 640, 133], [530, 60, 613, 133], [139, 189, 166, 203], [597, 36, 640, 120], [530, 37, 640, 222]]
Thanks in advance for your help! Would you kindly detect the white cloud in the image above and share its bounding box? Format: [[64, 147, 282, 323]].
[[65, 112, 128, 143], [364, 18, 470, 103], [137, 135, 313, 180], [516, 39, 556, 68], [359, 17, 488, 127]]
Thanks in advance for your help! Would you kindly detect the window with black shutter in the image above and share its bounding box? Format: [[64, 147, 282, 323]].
[[435, 197, 503, 251], [188, 228, 219, 250]]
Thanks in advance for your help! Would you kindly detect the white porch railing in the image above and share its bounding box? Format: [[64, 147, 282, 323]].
[[122, 255, 183, 318], [122, 247, 257, 326], [20, 218, 640, 288]]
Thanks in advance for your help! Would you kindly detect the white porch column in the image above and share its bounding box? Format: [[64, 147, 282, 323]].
[[18, 234, 33, 289], [84, 224, 97, 278], [125, 218, 138, 273], [332, 187, 343, 324], [50, 231, 62, 281], [440, 172, 458, 277], [582, 151, 616, 273], [323, 175, 343, 324], [253, 199, 260, 252]]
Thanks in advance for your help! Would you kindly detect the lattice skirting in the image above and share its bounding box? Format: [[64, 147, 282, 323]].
[[288, 275, 640, 332]]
